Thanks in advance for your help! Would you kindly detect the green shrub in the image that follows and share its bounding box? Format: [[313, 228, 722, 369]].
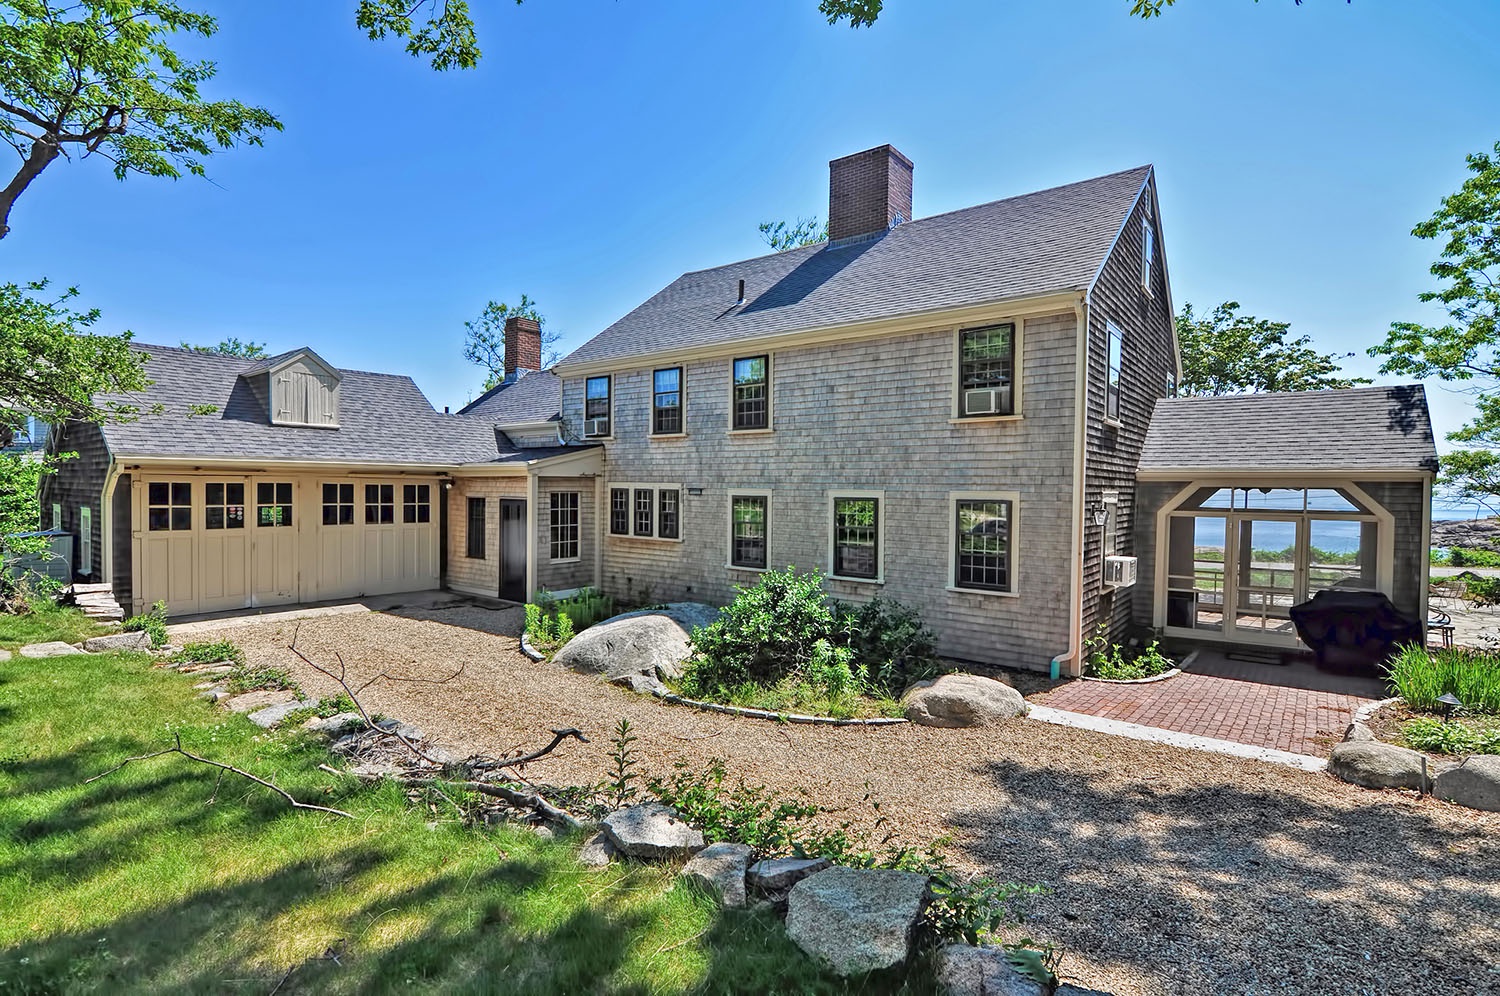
[[1083, 624, 1175, 680], [683, 568, 940, 703], [554, 587, 614, 631], [1465, 575, 1500, 605], [169, 640, 244, 666], [122, 600, 168, 648], [524, 601, 575, 654], [1400, 716, 1500, 755], [1384, 645, 1500, 714], [1449, 547, 1500, 568]]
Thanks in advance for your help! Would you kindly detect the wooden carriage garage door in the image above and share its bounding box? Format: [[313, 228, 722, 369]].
[[136, 474, 440, 615]]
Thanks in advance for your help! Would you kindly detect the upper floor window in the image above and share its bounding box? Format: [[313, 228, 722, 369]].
[[1141, 220, 1156, 295], [831, 494, 881, 581], [732, 356, 769, 431], [1106, 323, 1123, 423], [652, 367, 683, 435], [584, 376, 612, 438], [958, 323, 1017, 417]]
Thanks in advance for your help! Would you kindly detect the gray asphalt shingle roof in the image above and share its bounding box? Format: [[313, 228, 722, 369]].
[[1139, 385, 1438, 474], [459, 371, 562, 424], [559, 165, 1153, 368], [99, 344, 563, 467]]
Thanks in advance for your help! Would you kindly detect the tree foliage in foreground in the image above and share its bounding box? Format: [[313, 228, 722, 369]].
[[1175, 301, 1369, 396], [0, 280, 148, 434], [1371, 140, 1500, 504], [463, 293, 562, 390], [0, 0, 281, 239]]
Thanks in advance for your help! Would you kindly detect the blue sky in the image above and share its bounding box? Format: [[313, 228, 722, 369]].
[[6, 0, 1498, 450]]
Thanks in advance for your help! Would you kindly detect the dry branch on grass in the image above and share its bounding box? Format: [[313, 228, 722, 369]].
[[85, 732, 353, 819]]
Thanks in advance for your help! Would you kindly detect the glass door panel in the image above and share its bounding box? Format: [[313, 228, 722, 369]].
[[1234, 518, 1300, 637], [1306, 518, 1376, 597], [1166, 515, 1227, 633]]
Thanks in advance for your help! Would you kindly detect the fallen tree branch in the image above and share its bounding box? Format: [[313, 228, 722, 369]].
[[468, 728, 589, 773], [399, 777, 586, 831], [86, 733, 353, 819]]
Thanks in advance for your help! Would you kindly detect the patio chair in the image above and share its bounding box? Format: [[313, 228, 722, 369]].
[[1427, 608, 1455, 649]]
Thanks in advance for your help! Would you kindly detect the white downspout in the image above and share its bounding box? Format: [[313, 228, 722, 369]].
[[1066, 292, 1091, 677]]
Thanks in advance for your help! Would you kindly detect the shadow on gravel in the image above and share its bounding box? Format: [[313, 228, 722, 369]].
[[949, 759, 1499, 995]]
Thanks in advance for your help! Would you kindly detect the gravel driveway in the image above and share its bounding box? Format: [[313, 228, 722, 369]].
[[189, 604, 1500, 996]]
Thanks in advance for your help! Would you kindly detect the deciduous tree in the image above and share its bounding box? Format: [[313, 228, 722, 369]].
[[1177, 301, 1368, 396], [180, 338, 268, 358], [758, 217, 827, 252], [0, 0, 281, 239], [1371, 141, 1500, 503], [463, 293, 562, 390]]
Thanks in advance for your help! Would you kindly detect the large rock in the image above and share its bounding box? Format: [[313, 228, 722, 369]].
[[680, 842, 752, 907], [747, 856, 831, 892], [602, 803, 705, 859], [1328, 741, 1433, 791], [81, 630, 152, 653], [224, 689, 298, 713], [1342, 721, 1377, 743], [304, 712, 365, 735], [553, 603, 719, 685], [18, 641, 85, 659], [1434, 755, 1500, 812], [903, 673, 1027, 728], [579, 830, 621, 868], [785, 866, 930, 975], [247, 698, 315, 728], [936, 944, 1050, 996]]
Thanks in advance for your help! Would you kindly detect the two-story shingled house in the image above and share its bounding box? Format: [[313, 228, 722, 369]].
[[42, 145, 1437, 674]]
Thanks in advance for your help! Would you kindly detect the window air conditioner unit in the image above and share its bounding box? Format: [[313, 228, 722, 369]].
[[584, 418, 609, 437], [964, 386, 1011, 416], [1104, 555, 1138, 588]]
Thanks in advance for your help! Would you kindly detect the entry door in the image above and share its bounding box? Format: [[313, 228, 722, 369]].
[[198, 480, 250, 612], [140, 480, 198, 615], [499, 499, 527, 602], [1231, 517, 1301, 639], [251, 481, 299, 605]]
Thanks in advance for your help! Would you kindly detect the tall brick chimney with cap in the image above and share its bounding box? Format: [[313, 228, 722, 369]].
[[828, 144, 914, 243], [503, 316, 542, 378]]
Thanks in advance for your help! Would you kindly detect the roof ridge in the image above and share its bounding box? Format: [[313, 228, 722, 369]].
[[1161, 384, 1419, 403], [133, 340, 420, 383], [673, 164, 1154, 281]]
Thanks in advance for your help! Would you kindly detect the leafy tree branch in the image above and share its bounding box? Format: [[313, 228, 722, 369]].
[[1176, 300, 1369, 396], [759, 216, 827, 252], [462, 293, 562, 390]]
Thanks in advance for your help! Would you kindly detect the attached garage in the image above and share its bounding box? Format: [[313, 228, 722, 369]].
[[132, 473, 440, 616]]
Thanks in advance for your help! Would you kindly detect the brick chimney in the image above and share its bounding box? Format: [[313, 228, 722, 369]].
[[828, 144, 914, 243], [503, 316, 542, 378]]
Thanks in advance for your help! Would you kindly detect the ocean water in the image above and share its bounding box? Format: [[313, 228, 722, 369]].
[[1191, 517, 1366, 554]]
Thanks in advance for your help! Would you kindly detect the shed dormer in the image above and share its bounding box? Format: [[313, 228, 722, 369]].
[[245, 348, 342, 428]]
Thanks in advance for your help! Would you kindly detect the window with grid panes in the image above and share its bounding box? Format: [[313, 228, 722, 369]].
[[958, 324, 1016, 417], [657, 488, 680, 539], [652, 367, 682, 434], [955, 498, 1012, 592], [633, 488, 654, 537], [585, 376, 611, 437], [365, 484, 394, 524], [732, 355, 768, 430], [147, 482, 192, 531], [609, 487, 629, 535], [322, 483, 355, 525], [832, 497, 879, 579], [403, 484, 431, 523], [205, 483, 245, 530], [549, 492, 580, 560], [730, 495, 767, 568], [256, 482, 293, 527]]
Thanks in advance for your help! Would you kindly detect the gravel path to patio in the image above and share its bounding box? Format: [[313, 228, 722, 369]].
[[191, 606, 1500, 996]]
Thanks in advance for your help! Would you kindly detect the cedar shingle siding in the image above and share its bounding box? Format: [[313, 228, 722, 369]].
[[40, 420, 110, 580]]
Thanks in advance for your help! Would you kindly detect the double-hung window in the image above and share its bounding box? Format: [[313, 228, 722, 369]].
[[549, 492, 580, 561], [608, 484, 681, 541], [652, 367, 683, 435], [1106, 323, 1124, 422], [731, 356, 769, 430], [831, 494, 880, 581], [958, 323, 1017, 417], [953, 494, 1015, 593], [584, 376, 612, 438], [466, 497, 486, 559], [729, 494, 768, 569]]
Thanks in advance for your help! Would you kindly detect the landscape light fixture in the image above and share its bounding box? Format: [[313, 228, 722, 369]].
[[1437, 692, 1463, 721]]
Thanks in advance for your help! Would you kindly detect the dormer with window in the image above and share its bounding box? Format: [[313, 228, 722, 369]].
[[247, 349, 342, 428]]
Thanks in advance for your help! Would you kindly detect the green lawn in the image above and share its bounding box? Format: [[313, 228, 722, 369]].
[[0, 612, 920, 994], [0, 603, 111, 651]]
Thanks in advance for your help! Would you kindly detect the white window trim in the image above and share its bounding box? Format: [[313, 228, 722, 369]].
[[1104, 321, 1124, 426], [728, 353, 774, 434], [79, 506, 93, 574], [827, 489, 885, 584], [51, 502, 61, 530], [1141, 219, 1156, 297], [947, 490, 1020, 598], [605, 482, 683, 543], [547, 491, 583, 564], [650, 366, 687, 438], [951, 319, 1025, 422], [583, 374, 615, 440], [725, 489, 772, 572]]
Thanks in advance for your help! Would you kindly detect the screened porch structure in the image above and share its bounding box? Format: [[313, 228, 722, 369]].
[[1133, 387, 1438, 651]]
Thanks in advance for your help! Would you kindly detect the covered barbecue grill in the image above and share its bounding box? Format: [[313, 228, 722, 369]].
[[1288, 588, 1423, 675]]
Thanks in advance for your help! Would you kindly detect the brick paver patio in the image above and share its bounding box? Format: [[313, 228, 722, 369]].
[[1030, 650, 1387, 757]]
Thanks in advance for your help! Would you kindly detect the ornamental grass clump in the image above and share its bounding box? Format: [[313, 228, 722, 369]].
[[1384, 644, 1500, 715]]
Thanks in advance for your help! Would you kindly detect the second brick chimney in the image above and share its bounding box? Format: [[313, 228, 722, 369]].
[[504, 316, 542, 378], [828, 144, 914, 243]]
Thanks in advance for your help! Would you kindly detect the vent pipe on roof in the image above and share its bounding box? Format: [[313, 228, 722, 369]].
[[736, 279, 746, 306]]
